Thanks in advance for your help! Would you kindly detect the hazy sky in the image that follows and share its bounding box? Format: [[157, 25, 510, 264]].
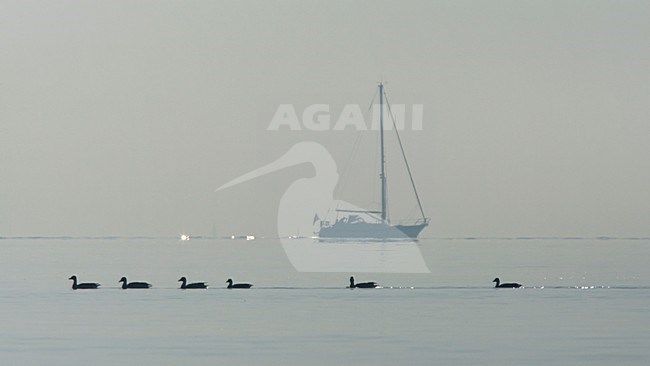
[[1, 1, 648, 237]]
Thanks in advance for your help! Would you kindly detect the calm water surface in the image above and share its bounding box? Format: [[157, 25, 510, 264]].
[[1, 237, 649, 365]]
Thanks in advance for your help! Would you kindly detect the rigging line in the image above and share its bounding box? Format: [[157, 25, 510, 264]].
[[336, 129, 364, 197], [406, 205, 419, 220], [367, 85, 381, 213], [370, 91, 381, 212], [383, 91, 427, 220], [371, 129, 379, 211], [335, 86, 380, 210], [385, 153, 390, 223], [367, 86, 379, 112]]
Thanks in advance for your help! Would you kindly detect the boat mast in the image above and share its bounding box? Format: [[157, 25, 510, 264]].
[[379, 82, 387, 223]]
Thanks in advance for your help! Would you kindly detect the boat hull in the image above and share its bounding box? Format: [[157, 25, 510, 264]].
[[319, 221, 427, 239]]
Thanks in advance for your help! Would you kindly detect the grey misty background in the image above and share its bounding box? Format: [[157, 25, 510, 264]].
[[0, 1, 648, 238]]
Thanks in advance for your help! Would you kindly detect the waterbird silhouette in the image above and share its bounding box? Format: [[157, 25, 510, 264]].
[[178, 277, 207, 289], [493, 277, 521, 288], [68, 275, 100, 290], [215, 141, 430, 273], [226, 278, 252, 289], [349, 276, 378, 288], [119, 276, 152, 289]]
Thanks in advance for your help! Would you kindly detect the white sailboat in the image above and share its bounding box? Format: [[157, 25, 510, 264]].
[[215, 82, 431, 272], [318, 82, 429, 239]]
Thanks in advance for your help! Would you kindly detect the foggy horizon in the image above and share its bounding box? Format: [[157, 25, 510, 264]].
[[1, 1, 649, 238]]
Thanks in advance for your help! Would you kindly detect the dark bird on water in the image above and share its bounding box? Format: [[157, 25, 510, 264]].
[[119, 276, 152, 289], [493, 277, 522, 288], [68, 275, 100, 290], [178, 277, 208, 289], [226, 278, 253, 289], [349, 276, 378, 288]]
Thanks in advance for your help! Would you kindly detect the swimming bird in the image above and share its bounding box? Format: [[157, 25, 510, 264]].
[[119, 276, 152, 289], [68, 275, 100, 290], [226, 278, 253, 289], [349, 276, 378, 288], [178, 277, 208, 289], [493, 277, 521, 288]]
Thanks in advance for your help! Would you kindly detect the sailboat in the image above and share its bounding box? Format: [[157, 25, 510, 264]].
[[318, 82, 429, 239]]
